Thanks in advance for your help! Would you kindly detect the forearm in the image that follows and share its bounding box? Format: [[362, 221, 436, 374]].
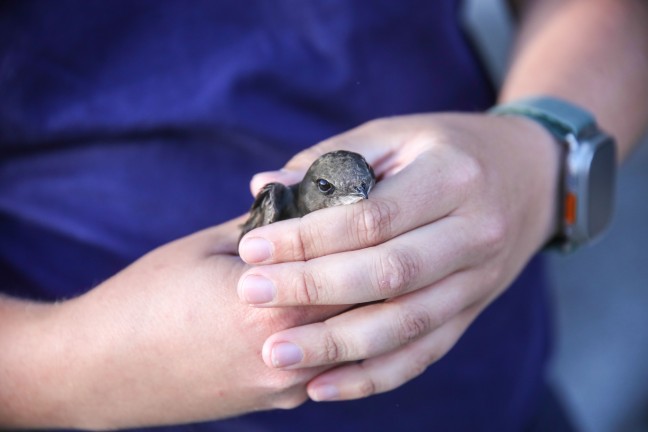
[[0, 247, 329, 430], [0, 295, 71, 428], [502, 0, 648, 160], [0, 287, 248, 430], [0, 283, 224, 430]]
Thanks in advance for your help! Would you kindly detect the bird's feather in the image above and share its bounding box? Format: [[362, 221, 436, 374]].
[[239, 151, 375, 244], [239, 182, 297, 241]]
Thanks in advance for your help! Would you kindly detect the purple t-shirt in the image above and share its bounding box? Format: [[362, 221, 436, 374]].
[[0, 1, 550, 430]]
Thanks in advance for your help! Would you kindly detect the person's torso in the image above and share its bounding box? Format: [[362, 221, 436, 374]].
[[0, 2, 548, 431]]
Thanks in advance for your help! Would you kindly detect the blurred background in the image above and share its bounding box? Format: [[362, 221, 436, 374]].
[[463, 1, 648, 431], [548, 136, 648, 432]]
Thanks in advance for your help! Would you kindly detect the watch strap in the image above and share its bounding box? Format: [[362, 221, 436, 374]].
[[488, 96, 613, 253], [488, 96, 595, 139]]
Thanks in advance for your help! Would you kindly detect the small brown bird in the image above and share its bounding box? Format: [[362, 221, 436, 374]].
[[240, 150, 375, 241]]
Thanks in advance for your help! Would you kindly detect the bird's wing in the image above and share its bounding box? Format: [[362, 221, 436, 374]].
[[239, 182, 294, 242]]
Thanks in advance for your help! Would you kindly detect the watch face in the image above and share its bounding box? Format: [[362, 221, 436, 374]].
[[488, 96, 618, 251], [586, 135, 616, 238], [566, 132, 616, 249]]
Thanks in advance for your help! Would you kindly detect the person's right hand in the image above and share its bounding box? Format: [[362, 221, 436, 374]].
[[0, 217, 342, 430], [237, 113, 561, 402]]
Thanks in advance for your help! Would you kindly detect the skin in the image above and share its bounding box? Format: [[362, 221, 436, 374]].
[[1, 0, 647, 428], [240, 0, 648, 402], [0, 218, 347, 429]]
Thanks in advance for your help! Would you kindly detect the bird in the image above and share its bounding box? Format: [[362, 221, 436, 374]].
[[240, 150, 376, 241]]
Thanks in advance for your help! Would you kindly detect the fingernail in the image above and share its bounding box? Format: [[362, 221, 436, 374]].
[[239, 274, 276, 304], [310, 385, 340, 401], [271, 342, 303, 368], [240, 237, 273, 263]]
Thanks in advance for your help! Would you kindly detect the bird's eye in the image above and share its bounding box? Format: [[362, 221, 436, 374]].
[[361, 182, 367, 190], [316, 178, 333, 193]]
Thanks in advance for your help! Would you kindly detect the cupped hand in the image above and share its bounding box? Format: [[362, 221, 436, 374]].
[[27, 218, 345, 430], [237, 113, 561, 401]]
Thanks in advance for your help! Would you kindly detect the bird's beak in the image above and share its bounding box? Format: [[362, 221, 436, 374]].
[[354, 184, 369, 200]]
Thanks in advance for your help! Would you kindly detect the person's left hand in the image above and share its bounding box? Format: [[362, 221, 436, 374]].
[[237, 113, 561, 402]]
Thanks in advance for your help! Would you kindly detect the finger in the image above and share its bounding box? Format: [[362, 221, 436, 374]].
[[280, 118, 416, 176], [306, 303, 482, 402], [237, 213, 487, 306], [259, 271, 484, 369], [250, 169, 304, 197], [239, 150, 470, 265], [249, 119, 408, 198]]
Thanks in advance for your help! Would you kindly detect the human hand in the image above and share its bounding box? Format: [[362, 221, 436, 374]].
[[237, 113, 561, 401], [4, 218, 344, 430]]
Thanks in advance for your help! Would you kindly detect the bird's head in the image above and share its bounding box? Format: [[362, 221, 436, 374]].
[[298, 150, 376, 213]]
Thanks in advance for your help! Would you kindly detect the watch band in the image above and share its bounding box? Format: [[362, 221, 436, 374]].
[[488, 96, 617, 253], [489, 96, 595, 138]]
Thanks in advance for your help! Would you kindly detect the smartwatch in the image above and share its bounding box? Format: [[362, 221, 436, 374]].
[[489, 96, 617, 252]]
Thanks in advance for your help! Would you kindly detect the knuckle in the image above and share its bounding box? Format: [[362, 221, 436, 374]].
[[395, 305, 433, 346], [355, 374, 378, 398], [478, 214, 508, 253], [352, 199, 399, 246], [296, 218, 325, 260], [451, 152, 484, 197], [322, 327, 346, 363], [374, 248, 420, 298], [297, 265, 322, 305]]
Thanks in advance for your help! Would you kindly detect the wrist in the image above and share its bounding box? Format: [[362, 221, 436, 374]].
[[0, 298, 75, 428], [500, 114, 564, 247], [490, 96, 617, 252], [0, 294, 122, 430]]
